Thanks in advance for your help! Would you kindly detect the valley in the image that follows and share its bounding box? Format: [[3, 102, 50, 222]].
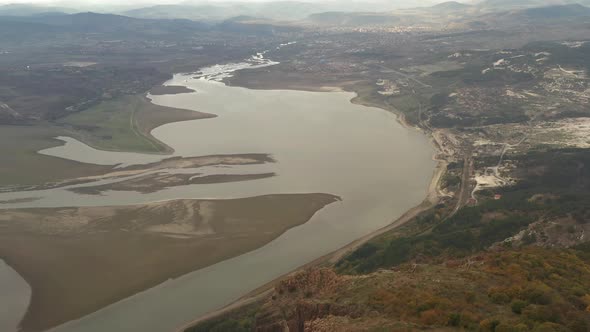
[[0, 1, 589, 332]]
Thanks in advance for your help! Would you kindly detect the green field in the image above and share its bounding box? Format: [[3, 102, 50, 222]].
[[58, 95, 212, 154]]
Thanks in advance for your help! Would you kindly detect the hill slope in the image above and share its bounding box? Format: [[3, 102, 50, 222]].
[[520, 4, 590, 18], [0, 12, 208, 40], [0, 4, 74, 16], [432, 1, 473, 11]]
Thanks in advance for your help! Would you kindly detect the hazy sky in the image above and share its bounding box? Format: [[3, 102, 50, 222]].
[[0, 0, 462, 13], [0, 0, 453, 5], [2, 0, 373, 3], [1, 0, 198, 4]]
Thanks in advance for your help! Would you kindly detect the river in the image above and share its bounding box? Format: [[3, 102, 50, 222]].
[[0, 53, 435, 332], [0, 260, 31, 332]]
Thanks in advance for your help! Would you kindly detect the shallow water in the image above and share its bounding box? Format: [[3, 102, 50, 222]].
[[0, 260, 31, 332], [0, 61, 435, 332]]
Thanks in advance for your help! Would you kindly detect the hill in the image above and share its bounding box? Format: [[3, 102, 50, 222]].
[[192, 246, 590, 331], [431, 1, 472, 11], [471, 3, 590, 28], [306, 11, 400, 26], [0, 3, 74, 16], [520, 4, 590, 18], [124, 4, 229, 21], [479, 0, 590, 10], [0, 12, 208, 39], [124, 2, 330, 22]]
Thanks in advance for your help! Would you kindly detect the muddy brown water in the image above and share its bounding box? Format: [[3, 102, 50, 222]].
[[0, 59, 435, 332]]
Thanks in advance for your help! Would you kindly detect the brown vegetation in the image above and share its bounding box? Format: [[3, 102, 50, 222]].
[[194, 247, 590, 332]]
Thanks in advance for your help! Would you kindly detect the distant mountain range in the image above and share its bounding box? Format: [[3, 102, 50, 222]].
[[431, 1, 473, 11], [0, 11, 211, 43], [123, 2, 331, 22], [121, 1, 430, 22], [0, 3, 75, 16], [0, 10, 307, 43], [0, 11, 208, 29], [1, 1, 589, 30], [472, 3, 590, 27], [477, 0, 590, 10], [306, 11, 401, 26], [519, 3, 590, 18], [0, 1, 448, 22]]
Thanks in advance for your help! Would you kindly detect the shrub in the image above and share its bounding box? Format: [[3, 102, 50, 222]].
[[567, 316, 589, 332], [522, 232, 537, 245], [490, 291, 511, 304], [513, 323, 530, 332], [419, 309, 446, 325], [511, 300, 528, 314], [480, 318, 501, 332], [496, 322, 518, 332], [348, 242, 379, 260], [532, 322, 569, 332], [523, 305, 559, 323], [523, 285, 553, 305], [488, 287, 511, 304], [447, 313, 461, 327]]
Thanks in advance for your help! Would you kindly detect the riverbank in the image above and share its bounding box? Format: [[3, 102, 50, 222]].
[[175, 77, 449, 331]]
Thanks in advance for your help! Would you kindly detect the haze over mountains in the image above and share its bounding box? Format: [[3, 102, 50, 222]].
[[0, 0, 589, 33], [2, 0, 590, 22], [0, 0, 449, 18]]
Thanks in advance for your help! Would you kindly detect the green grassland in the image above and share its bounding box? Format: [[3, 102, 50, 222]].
[[57, 94, 213, 154]]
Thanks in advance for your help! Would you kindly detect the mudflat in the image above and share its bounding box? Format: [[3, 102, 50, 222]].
[[0, 193, 338, 332], [4, 153, 275, 194], [0, 95, 215, 187], [0, 125, 111, 187], [69, 172, 276, 195]]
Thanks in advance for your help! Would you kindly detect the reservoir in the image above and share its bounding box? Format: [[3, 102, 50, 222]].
[[0, 60, 436, 332]]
